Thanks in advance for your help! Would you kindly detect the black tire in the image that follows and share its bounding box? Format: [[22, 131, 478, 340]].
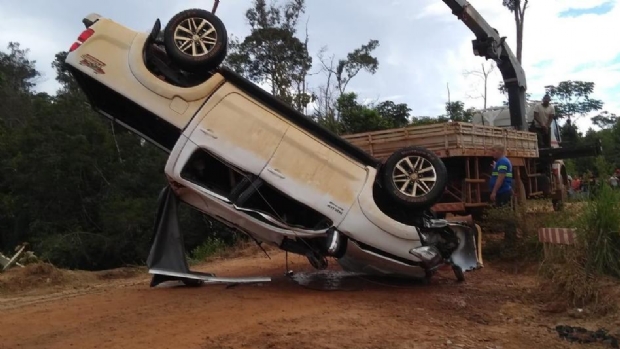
[[381, 146, 447, 209], [163, 9, 228, 72], [452, 265, 465, 282]]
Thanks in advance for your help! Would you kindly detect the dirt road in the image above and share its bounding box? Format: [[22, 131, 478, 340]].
[[0, 249, 616, 349]]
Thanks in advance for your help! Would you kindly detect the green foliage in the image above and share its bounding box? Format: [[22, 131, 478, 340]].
[[577, 183, 620, 278], [479, 201, 576, 262], [531, 186, 620, 311], [410, 116, 450, 126], [592, 111, 618, 129], [444, 101, 475, 122], [545, 81, 604, 120], [337, 93, 386, 134], [0, 43, 235, 270], [374, 100, 411, 128], [189, 236, 227, 264], [333, 40, 380, 94], [225, 0, 312, 112], [313, 39, 382, 130]]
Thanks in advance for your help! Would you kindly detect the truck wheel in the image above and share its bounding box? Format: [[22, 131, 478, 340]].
[[381, 146, 447, 209], [163, 9, 228, 72]]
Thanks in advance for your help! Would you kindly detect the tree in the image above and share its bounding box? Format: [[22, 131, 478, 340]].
[[445, 101, 475, 122], [331, 40, 379, 95], [544, 81, 603, 147], [337, 92, 387, 134], [544, 81, 604, 121], [410, 115, 450, 126], [224, 0, 313, 112], [592, 111, 618, 130], [52, 52, 81, 95], [463, 62, 496, 109], [0, 42, 39, 93], [0, 42, 40, 129], [314, 40, 380, 130], [501, 0, 529, 64], [0, 44, 236, 269], [497, 0, 529, 102], [374, 100, 411, 128]]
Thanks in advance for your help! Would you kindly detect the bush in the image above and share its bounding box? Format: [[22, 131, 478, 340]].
[[577, 183, 620, 278], [189, 236, 228, 264], [538, 182, 620, 313], [480, 200, 576, 263]]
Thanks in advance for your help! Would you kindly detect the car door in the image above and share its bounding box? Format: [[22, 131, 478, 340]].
[[259, 125, 369, 227], [185, 82, 290, 176]]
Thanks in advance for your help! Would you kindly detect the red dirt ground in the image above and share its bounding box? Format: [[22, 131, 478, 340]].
[[0, 248, 618, 349]]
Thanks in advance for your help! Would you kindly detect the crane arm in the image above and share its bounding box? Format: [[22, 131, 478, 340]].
[[442, 0, 528, 130]]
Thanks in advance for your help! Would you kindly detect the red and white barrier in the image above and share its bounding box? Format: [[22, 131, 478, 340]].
[[537, 228, 577, 245]]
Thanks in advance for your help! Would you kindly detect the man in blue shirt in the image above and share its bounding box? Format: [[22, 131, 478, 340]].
[[489, 144, 513, 207]]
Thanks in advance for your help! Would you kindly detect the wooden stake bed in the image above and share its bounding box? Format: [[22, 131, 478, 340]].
[[341, 122, 539, 161]]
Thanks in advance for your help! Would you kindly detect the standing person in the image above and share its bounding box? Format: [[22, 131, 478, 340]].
[[530, 94, 556, 148], [609, 171, 618, 189], [613, 169, 620, 190], [489, 144, 513, 207], [489, 144, 517, 243]]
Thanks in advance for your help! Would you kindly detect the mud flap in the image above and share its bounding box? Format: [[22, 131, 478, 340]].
[[146, 185, 271, 287], [448, 223, 482, 274]]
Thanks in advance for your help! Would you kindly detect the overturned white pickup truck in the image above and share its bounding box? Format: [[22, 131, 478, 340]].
[[64, 9, 481, 286]]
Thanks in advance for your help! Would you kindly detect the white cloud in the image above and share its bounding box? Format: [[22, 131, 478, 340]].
[[0, 0, 618, 134]]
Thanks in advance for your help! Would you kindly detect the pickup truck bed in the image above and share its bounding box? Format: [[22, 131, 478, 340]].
[[342, 122, 539, 160]]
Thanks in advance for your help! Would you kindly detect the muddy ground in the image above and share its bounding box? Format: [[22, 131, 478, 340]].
[[0, 246, 618, 349]]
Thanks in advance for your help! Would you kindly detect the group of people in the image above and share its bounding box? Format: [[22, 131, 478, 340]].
[[567, 169, 620, 198]]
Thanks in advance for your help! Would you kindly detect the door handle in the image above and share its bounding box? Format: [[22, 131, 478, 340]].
[[267, 168, 285, 179], [199, 127, 218, 139]]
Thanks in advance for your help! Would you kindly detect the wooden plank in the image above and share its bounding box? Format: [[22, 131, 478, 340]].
[[464, 179, 486, 183], [2, 245, 26, 272], [342, 121, 539, 161], [0, 253, 24, 268], [464, 203, 490, 208], [432, 202, 467, 213]]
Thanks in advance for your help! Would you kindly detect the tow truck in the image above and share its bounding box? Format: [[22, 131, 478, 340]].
[[343, 0, 602, 216]]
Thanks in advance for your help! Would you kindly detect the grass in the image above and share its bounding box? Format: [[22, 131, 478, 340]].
[[577, 184, 620, 278], [479, 200, 574, 263], [480, 183, 620, 315], [188, 236, 228, 264]]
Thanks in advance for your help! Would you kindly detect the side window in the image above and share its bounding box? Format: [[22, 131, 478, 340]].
[[180, 149, 246, 198]]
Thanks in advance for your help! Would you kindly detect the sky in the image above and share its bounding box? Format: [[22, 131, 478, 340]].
[[0, 0, 618, 133]]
